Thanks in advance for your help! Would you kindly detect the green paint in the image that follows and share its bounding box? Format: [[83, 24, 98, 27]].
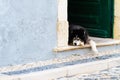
[[68, 0, 114, 38]]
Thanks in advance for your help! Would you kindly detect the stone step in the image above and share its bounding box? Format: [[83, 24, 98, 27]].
[[54, 37, 120, 53], [57, 66, 120, 80]]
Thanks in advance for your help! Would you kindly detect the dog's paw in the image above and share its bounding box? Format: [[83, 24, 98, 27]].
[[94, 50, 99, 54], [89, 40, 99, 54]]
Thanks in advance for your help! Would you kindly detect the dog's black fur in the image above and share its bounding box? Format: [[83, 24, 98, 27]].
[[68, 24, 89, 45]]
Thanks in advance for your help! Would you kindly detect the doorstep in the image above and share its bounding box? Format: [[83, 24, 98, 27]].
[[54, 37, 120, 52]]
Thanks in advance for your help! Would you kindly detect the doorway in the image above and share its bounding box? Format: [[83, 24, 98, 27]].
[[68, 0, 114, 38]]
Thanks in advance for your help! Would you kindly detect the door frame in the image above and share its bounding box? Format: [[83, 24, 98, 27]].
[[56, 0, 115, 47]]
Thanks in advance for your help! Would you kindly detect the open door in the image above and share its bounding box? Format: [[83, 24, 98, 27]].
[[68, 0, 114, 38]]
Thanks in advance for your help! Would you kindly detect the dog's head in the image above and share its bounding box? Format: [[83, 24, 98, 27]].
[[68, 24, 89, 46], [72, 35, 84, 46]]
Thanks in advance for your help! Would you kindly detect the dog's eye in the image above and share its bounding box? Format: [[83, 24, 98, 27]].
[[77, 38, 80, 40], [73, 38, 76, 40]]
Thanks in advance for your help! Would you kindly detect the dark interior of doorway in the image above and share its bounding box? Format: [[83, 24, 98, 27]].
[[68, 0, 114, 38]]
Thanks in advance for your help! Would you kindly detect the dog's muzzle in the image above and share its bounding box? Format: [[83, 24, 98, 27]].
[[72, 36, 84, 46], [73, 40, 81, 46]]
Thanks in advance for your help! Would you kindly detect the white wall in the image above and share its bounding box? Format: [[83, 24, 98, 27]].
[[0, 0, 57, 67]]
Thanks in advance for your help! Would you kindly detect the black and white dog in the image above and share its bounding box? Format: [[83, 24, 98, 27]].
[[68, 24, 98, 53]]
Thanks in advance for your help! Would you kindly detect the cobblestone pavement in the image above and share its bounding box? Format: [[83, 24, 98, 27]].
[[57, 66, 120, 80]]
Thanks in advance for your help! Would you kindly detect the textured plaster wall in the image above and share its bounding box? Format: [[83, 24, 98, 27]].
[[0, 0, 57, 67]]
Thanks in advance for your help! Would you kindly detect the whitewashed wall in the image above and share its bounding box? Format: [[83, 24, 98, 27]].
[[0, 0, 57, 67]]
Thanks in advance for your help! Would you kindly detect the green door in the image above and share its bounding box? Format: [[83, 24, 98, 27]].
[[68, 0, 114, 38]]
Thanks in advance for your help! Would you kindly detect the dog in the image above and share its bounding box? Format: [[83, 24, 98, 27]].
[[68, 24, 98, 53]]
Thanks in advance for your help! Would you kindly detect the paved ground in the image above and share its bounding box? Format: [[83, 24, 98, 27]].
[[57, 66, 120, 80]]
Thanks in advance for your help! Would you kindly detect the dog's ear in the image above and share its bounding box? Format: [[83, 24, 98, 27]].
[[83, 30, 89, 44], [83, 31, 86, 36], [70, 30, 73, 34]]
